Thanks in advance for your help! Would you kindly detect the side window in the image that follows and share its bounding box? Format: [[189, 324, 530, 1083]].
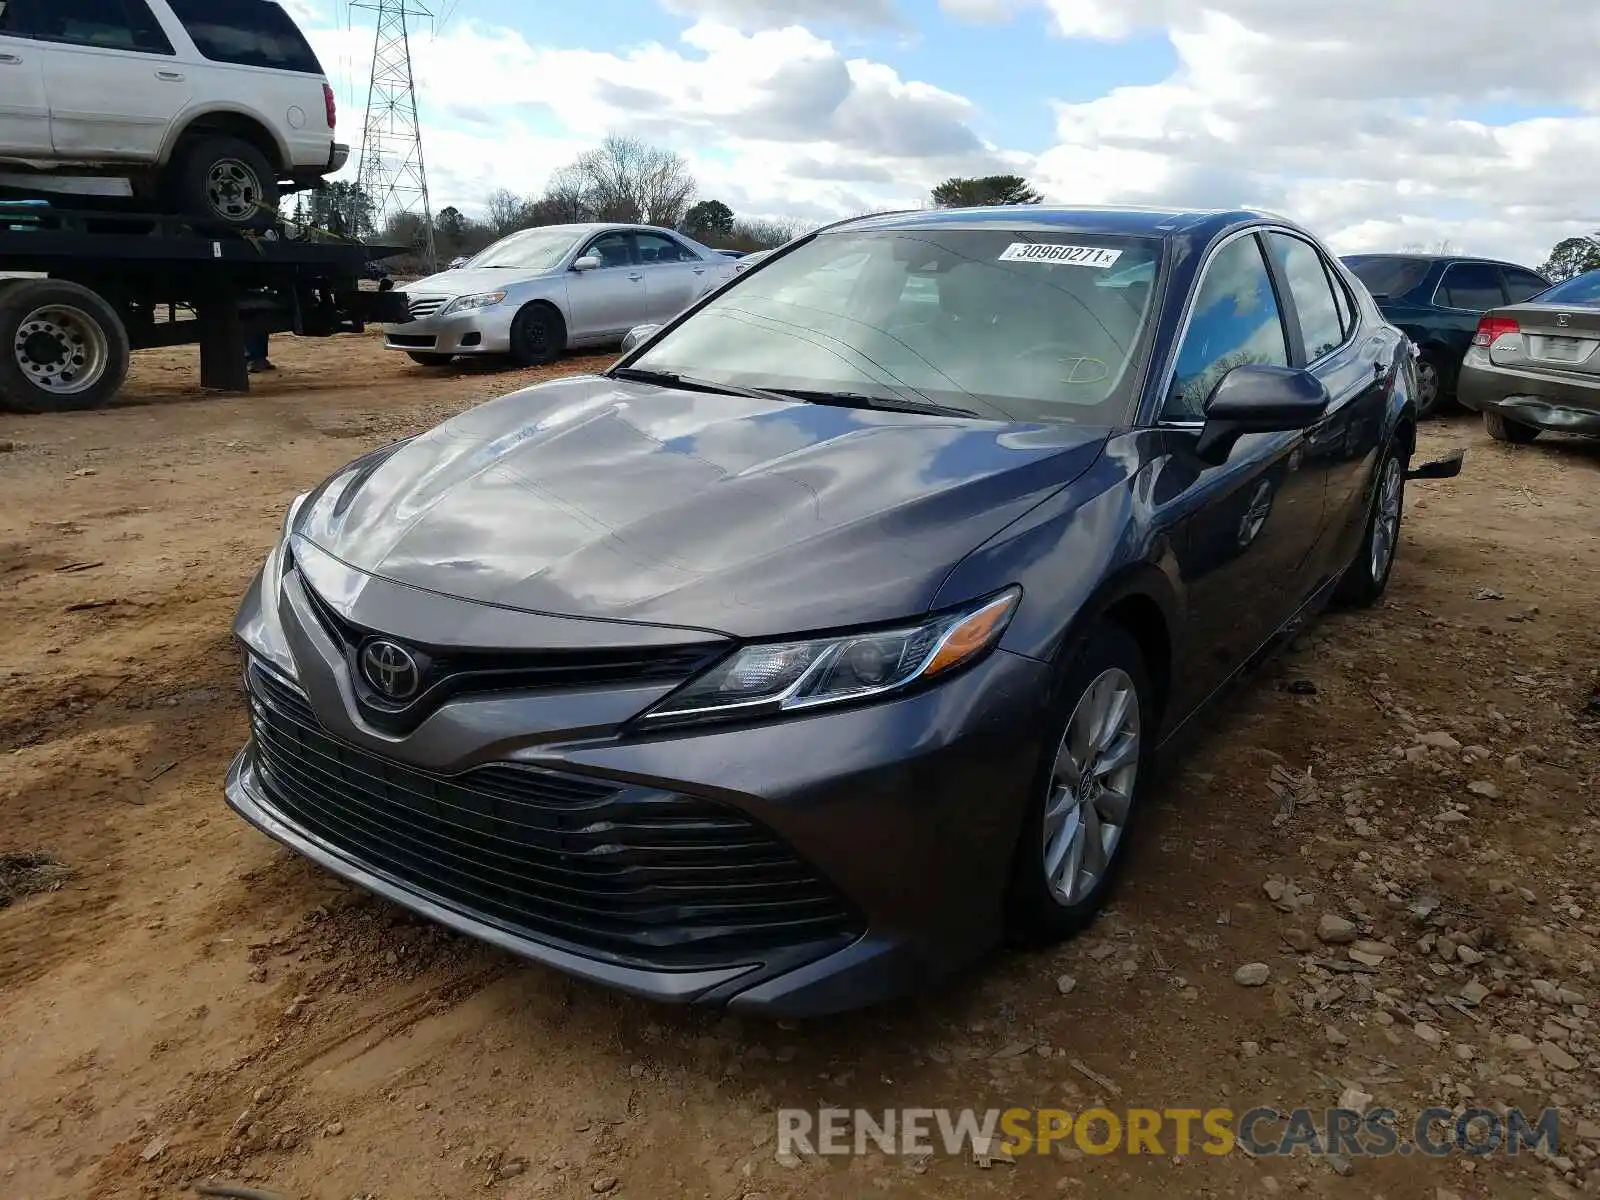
[[582, 232, 633, 270], [634, 232, 694, 264], [1164, 235, 1290, 421], [1325, 261, 1354, 337], [164, 0, 324, 74], [1502, 268, 1550, 304], [0, 2, 27, 36], [21, 0, 174, 53], [1436, 263, 1506, 311], [1266, 232, 1347, 361]]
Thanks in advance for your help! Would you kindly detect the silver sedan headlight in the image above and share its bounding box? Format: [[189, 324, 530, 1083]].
[[641, 588, 1021, 726], [440, 291, 507, 316]]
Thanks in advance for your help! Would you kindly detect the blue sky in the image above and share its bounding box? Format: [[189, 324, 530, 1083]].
[[295, 0, 1600, 267]]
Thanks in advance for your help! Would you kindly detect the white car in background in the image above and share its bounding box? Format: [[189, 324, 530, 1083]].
[[0, 0, 347, 228], [385, 223, 740, 366]]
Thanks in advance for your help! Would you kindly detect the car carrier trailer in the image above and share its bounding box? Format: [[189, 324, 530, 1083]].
[[0, 204, 406, 414]]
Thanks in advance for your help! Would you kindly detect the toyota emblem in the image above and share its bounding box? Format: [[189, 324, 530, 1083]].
[[360, 639, 421, 701]]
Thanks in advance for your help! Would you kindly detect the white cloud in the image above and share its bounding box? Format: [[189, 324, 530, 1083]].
[[661, 0, 900, 30], [1022, 1, 1600, 264], [307, 17, 1003, 219]]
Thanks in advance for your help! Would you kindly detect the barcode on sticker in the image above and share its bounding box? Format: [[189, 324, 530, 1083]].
[[998, 243, 1122, 268]]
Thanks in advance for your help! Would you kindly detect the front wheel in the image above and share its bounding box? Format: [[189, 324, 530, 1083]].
[[508, 303, 565, 367], [1334, 436, 1408, 608], [1483, 410, 1540, 444], [1007, 621, 1151, 942]]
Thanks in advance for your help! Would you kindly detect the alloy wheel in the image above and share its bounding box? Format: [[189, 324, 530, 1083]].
[[1415, 360, 1439, 413], [1042, 667, 1141, 907], [1369, 455, 1403, 582]]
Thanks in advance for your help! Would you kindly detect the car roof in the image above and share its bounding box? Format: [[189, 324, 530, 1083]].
[[831, 205, 1297, 241], [1340, 251, 1534, 271]]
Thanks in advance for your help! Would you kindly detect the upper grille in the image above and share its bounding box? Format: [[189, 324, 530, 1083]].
[[292, 570, 724, 731], [405, 295, 449, 320], [243, 661, 861, 971]]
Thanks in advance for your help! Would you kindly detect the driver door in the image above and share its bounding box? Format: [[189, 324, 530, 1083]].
[[1154, 232, 1327, 713], [563, 231, 650, 341]]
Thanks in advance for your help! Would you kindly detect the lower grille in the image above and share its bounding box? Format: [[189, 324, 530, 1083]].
[[243, 662, 861, 970]]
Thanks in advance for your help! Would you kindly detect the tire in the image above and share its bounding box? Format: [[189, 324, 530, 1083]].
[[1007, 620, 1153, 943], [508, 303, 565, 367], [1483, 410, 1540, 444], [168, 136, 280, 231], [1414, 353, 1446, 419], [0, 280, 130, 413], [407, 352, 455, 367], [1333, 434, 1409, 608]]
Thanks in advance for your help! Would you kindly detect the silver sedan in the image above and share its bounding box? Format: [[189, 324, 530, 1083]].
[[384, 223, 739, 366]]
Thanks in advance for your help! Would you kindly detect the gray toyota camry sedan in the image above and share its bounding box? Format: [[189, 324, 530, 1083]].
[[227, 205, 1427, 1016]]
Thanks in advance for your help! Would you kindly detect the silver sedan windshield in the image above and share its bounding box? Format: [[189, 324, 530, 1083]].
[[470, 229, 583, 271]]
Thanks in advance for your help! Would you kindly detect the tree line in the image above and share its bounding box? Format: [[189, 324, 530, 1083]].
[[295, 131, 1597, 286]]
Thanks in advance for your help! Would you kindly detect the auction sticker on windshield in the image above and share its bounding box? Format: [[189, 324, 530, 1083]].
[[998, 243, 1123, 268]]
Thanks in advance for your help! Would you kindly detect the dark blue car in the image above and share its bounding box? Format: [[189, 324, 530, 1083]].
[[228, 206, 1438, 1015], [1341, 253, 1551, 416]]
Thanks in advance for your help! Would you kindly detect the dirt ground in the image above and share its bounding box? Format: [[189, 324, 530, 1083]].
[[2, 332, 1599, 1200]]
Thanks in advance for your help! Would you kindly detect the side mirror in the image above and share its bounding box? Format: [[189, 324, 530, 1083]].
[[572, 255, 602, 272], [620, 324, 663, 354], [1195, 364, 1330, 462]]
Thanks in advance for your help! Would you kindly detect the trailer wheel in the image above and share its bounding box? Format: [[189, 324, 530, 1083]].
[[170, 136, 280, 231], [0, 280, 130, 413]]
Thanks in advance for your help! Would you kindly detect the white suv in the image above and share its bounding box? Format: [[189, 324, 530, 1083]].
[[0, 0, 347, 228]]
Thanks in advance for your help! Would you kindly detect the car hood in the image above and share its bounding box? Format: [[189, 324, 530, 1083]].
[[295, 375, 1109, 639], [403, 266, 556, 297]]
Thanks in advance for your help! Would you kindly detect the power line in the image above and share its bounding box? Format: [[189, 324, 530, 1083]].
[[350, 0, 437, 271]]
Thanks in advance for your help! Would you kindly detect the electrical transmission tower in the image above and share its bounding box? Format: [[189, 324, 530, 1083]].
[[351, 0, 437, 272]]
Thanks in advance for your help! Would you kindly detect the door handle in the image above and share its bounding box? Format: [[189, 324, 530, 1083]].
[[628, 273, 643, 282], [693, 267, 706, 274], [157, 70, 186, 81], [0, 54, 23, 65]]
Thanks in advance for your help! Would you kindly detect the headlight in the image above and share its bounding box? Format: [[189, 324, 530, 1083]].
[[641, 588, 1021, 725], [440, 291, 507, 316]]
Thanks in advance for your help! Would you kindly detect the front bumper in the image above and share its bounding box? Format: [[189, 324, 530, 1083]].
[[383, 304, 516, 356], [1457, 352, 1600, 435], [226, 560, 1052, 1016]]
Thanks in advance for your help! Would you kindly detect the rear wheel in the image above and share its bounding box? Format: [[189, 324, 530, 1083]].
[[509, 303, 565, 367], [0, 280, 129, 413], [169, 136, 280, 231], [1483, 410, 1540, 444], [1414, 353, 1445, 418], [1334, 434, 1408, 608], [407, 352, 454, 367], [1007, 621, 1151, 942]]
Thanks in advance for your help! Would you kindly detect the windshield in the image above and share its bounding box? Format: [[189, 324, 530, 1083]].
[[626, 228, 1163, 423], [1343, 256, 1431, 299], [468, 228, 582, 272], [1532, 270, 1600, 306]]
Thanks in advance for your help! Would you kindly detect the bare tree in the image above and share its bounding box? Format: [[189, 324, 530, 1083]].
[[572, 134, 696, 228], [484, 188, 530, 236]]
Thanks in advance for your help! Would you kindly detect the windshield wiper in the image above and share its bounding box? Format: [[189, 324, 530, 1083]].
[[772, 389, 982, 418], [610, 366, 793, 402]]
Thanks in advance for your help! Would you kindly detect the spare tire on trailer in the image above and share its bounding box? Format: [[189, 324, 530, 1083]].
[[0, 279, 130, 413]]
